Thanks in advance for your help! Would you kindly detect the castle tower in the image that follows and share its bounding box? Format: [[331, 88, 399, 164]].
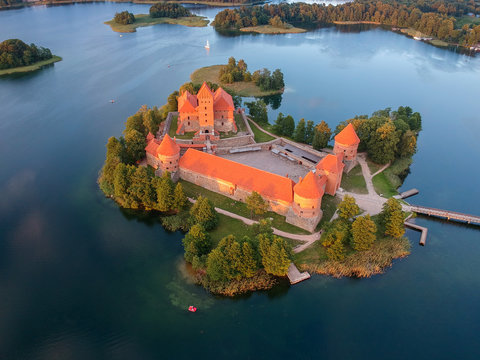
[[145, 134, 180, 173], [196, 82, 215, 134], [292, 171, 326, 218], [316, 154, 345, 196], [334, 123, 360, 161]]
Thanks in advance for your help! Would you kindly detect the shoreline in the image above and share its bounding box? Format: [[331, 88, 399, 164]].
[[0, 56, 62, 76], [104, 14, 209, 33]]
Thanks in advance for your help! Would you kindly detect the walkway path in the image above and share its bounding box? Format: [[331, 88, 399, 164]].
[[188, 198, 322, 245]]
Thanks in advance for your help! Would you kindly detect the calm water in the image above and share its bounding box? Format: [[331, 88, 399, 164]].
[[1, 3, 480, 359]]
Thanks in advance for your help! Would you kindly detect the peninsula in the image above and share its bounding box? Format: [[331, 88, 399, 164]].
[[104, 4, 208, 33], [99, 66, 423, 295], [0, 39, 61, 76]]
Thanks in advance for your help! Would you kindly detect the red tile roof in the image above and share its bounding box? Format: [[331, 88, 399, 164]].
[[316, 154, 344, 174], [214, 87, 234, 110], [145, 135, 180, 157], [179, 149, 294, 203], [178, 90, 197, 112], [294, 171, 326, 199], [197, 82, 214, 99], [335, 123, 360, 146]]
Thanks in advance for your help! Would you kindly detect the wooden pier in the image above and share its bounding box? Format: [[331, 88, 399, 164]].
[[409, 205, 480, 225], [394, 188, 419, 199], [287, 263, 310, 285], [404, 221, 428, 246]]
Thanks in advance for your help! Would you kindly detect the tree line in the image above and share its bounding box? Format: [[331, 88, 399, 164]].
[[219, 56, 285, 92], [322, 195, 406, 261], [149, 2, 191, 19], [0, 39, 53, 70], [213, 0, 480, 46]]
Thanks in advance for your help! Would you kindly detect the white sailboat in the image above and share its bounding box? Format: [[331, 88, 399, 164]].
[[205, 40, 210, 50]]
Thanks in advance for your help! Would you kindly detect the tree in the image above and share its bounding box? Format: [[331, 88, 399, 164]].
[[351, 215, 377, 251], [337, 195, 360, 220], [367, 121, 399, 164], [282, 115, 295, 137], [312, 121, 332, 150], [182, 224, 211, 263], [154, 172, 173, 212], [245, 100, 268, 124], [294, 118, 306, 142], [149, 3, 191, 18], [271, 69, 285, 90], [114, 11, 135, 25], [172, 182, 188, 211], [124, 129, 146, 164], [322, 230, 346, 261], [100, 136, 125, 195], [382, 198, 405, 238], [259, 236, 290, 276], [239, 241, 258, 278], [190, 196, 218, 230], [246, 191, 268, 218], [397, 130, 417, 158], [272, 113, 285, 135], [206, 248, 228, 282], [305, 120, 314, 144], [130, 166, 156, 210]]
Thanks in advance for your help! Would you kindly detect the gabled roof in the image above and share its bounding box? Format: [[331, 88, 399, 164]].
[[157, 134, 180, 156], [213, 87, 235, 111], [178, 90, 197, 112], [179, 149, 294, 203], [294, 171, 326, 199], [146, 132, 155, 142], [196, 82, 214, 99], [145, 138, 161, 157], [316, 154, 345, 174], [335, 123, 360, 146]]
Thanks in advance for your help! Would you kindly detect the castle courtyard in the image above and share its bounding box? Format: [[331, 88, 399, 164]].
[[220, 150, 310, 183]]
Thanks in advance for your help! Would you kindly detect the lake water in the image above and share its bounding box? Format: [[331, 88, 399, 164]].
[[1, 3, 479, 359]]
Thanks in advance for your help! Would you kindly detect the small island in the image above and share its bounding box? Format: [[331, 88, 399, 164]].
[[104, 4, 209, 33], [191, 57, 284, 97], [99, 62, 423, 295], [0, 39, 61, 76]]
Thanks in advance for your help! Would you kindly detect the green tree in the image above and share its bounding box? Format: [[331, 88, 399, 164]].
[[272, 113, 285, 135], [246, 100, 268, 124], [130, 166, 156, 210], [206, 248, 228, 282], [337, 195, 360, 220], [182, 224, 211, 263], [282, 115, 295, 137], [124, 129, 146, 163], [367, 121, 399, 164], [305, 120, 315, 144], [190, 196, 218, 230], [260, 236, 290, 276], [351, 214, 377, 251], [154, 172, 173, 212], [100, 136, 125, 195], [114, 11, 135, 25], [382, 198, 405, 238], [312, 121, 332, 150], [239, 241, 258, 278], [172, 182, 188, 211], [322, 230, 346, 261], [246, 191, 268, 218], [397, 130, 417, 158], [293, 118, 306, 142]]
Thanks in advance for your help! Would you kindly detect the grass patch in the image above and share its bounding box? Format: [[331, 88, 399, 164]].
[[168, 115, 195, 139], [179, 179, 309, 235], [372, 172, 397, 198], [367, 159, 383, 174], [248, 120, 275, 143], [239, 24, 306, 34], [190, 65, 282, 97], [455, 15, 480, 29], [429, 39, 449, 47], [340, 165, 368, 194], [235, 113, 247, 133], [0, 56, 62, 76], [315, 194, 341, 231], [104, 14, 209, 33]]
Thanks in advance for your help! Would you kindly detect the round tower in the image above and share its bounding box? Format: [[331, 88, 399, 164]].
[[292, 172, 326, 218], [157, 135, 180, 173], [333, 123, 360, 161]]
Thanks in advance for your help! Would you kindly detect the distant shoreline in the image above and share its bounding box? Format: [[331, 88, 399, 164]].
[[0, 56, 62, 76], [104, 13, 209, 33]]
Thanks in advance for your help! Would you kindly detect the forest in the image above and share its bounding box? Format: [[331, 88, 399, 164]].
[[0, 39, 53, 70], [149, 3, 191, 19], [214, 0, 480, 46]]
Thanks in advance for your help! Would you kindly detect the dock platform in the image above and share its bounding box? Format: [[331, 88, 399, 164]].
[[287, 263, 311, 284], [404, 220, 428, 246], [394, 188, 419, 199]]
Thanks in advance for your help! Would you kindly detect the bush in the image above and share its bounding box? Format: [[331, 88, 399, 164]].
[[114, 11, 135, 25]]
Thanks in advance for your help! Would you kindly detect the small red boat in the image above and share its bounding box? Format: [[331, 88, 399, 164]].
[[188, 306, 197, 313]]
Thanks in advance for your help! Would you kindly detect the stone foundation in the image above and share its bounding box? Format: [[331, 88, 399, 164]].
[[286, 208, 323, 233]]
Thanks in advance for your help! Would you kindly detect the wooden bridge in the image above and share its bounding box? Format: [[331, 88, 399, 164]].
[[408, 205, 480, 225]]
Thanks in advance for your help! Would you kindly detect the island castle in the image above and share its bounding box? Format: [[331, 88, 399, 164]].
[[145, 103, 360, 232], [176, 82, 237, 141]]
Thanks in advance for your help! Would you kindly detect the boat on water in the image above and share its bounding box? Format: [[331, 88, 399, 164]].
[[110, 100, 115, 103], [205, 40, 210, 50], [188, 306, 197, 312]]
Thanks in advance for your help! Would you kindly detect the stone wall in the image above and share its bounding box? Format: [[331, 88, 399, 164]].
[[286, 208, 323, 233], [334, 142, 358, 161]]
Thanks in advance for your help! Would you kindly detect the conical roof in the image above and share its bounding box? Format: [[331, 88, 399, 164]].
[[335, 123, 360, 146], [157, 135, 180, 156], [293, 171, 325, 199], [316, 154, 344, 174]]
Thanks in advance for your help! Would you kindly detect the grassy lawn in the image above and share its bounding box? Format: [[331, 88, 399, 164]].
[[179, 179, 309, 234], [248, 120, 275, 143], [367, 159, 384, 174], [190, 65, 282, 97], [372, 172, 398, 198], [239, 24, 306, 34], [0, 56, 62, 76], [340, 165, 368, 194], [315, 194, 341, 231], [168, 115, 195, 139], [235, 113, 247, 133], [104, 14, 208, 33], [455, 15, 480, 29]]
